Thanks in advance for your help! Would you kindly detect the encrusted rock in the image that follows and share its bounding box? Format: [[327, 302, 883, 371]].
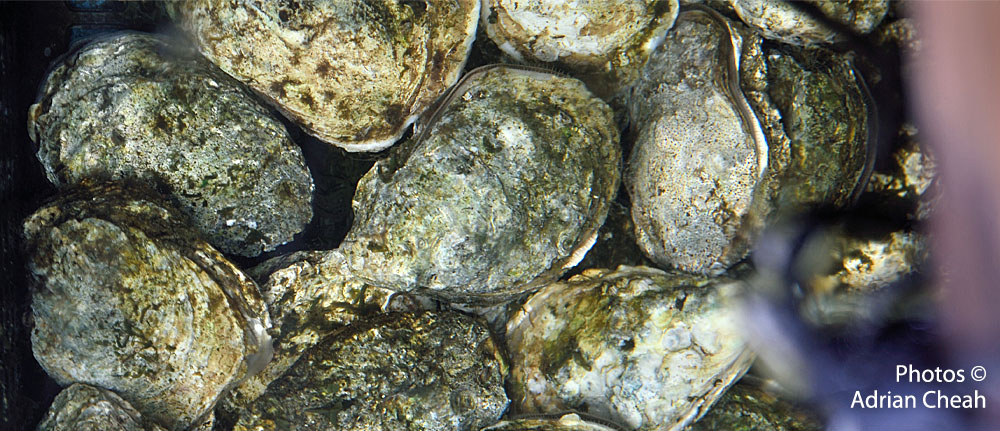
[[25, 183, 272, 431], [688, 381, 822, 431], [506, 266, 753, 431], [28, 32, 313, 257], [234, 311, 509, 431], [167, 0, 479, 152]]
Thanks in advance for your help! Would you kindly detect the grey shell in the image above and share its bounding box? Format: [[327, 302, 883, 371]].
[[506, 266, 753, 431], [167, 0, 480, 152], [24, 183, 272, 431], [234, 311, 510, 431], [627, 9, 769, 275], [345, 65, 621, 303], [27, 32, 313, 257], [36, 383, 167, 431]]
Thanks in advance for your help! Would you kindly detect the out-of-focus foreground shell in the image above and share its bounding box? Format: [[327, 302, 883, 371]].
[[727, 0, 889, 46], [27, 32, 313, 257], [36, 383, 167, 431], [480, 0, 679, 93], [627, 8, 769, 275], [24, 183, 272, 431], [167, 0, 479, 152], [346, 65, 621, 303], [482, 413, 624, 431], [506, 266, 753, 431], [235, 311, 509, 431]]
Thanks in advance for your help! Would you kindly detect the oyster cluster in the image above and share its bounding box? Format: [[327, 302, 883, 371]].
[[21, 1, 925, 430]]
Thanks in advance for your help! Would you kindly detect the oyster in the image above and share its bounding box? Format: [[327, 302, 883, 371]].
[[482, 413, 624, 431], [866, 131, 937, 220], [688, 381, 822, 431], [480, 0, 679, 94], [506, 266, 753, 431], [728, 0, 889, 46], [167, 0, 479, 152], [234, 311, 509, 431], [24, 183, 271, 431], [345, 65, 621, 303], [626, 8, 769, 275], [28, 32, 313, 257], [36, 383, 167, 431]]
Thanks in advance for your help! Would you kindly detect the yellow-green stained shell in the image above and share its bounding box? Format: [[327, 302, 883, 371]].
[[688, 382, 822, 431], [36, 383, 167, 431], [481, 413, 623, 431], [506, 266, 753, 431], [25, 183, 272, 431], [345, 65, 621, 303], [481, 0, 679, 94], [28, 32, 314, 257], [234, 311, 509, 431], [167, 0, 480, 152]]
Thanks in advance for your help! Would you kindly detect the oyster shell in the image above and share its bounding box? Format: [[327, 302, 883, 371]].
[[346, 65, 621, 303], [728, 0, 889, 46], [480, 0, 679, 94], [688, 381, 822, 431], [28, 32, 313, 257], [36, 383, 167, 431], [482, 413, 624, 431], [506, 266, 753, 431], [24, 183, 272, 431], [234, 311, 509, 431], [627, 8, 769, 275], [167, 0, 479, 152]]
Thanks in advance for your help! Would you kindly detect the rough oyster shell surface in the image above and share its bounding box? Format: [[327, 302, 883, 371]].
[[25, 183, 271, 431], [27, 32, 313, 257], [234, 311, 509, 431], [167, 0, 479, 152], [346, 65, 621, 303], [36, 383, 167, 431], [481, 0, 679, 93], [482, 413, 623, 431], [687, 382, 822, 431], [627, 9, 769, 274], [506, 266, 753, 431], [728, 0, 889, 46]]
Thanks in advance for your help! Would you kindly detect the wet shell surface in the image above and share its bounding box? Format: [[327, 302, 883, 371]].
[[506, 266, 753, 431], [482, 413, 624, 431], [24, 183, 272, 431], [167, 0, 479, 152], [234, 311, 509, 431], [727, 0, 889, 46], [627, 8, 769, 275], [28, 32, 313, 257], [345, 65, 621, 303], [480, 0, 679, 92], [36, 383, 167, 431]]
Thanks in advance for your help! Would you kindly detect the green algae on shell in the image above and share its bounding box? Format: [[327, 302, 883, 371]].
[[36, 383, 167, 431], [167, 0, 480, 152], [627, 8, 770, 275], [27, 32, 313, 257], [234, 311, 509, 431], [24, 183, 272, 431], [480, 0, 679, 95], [506, 266, 753, 431], [345, 64, 621, 303]]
